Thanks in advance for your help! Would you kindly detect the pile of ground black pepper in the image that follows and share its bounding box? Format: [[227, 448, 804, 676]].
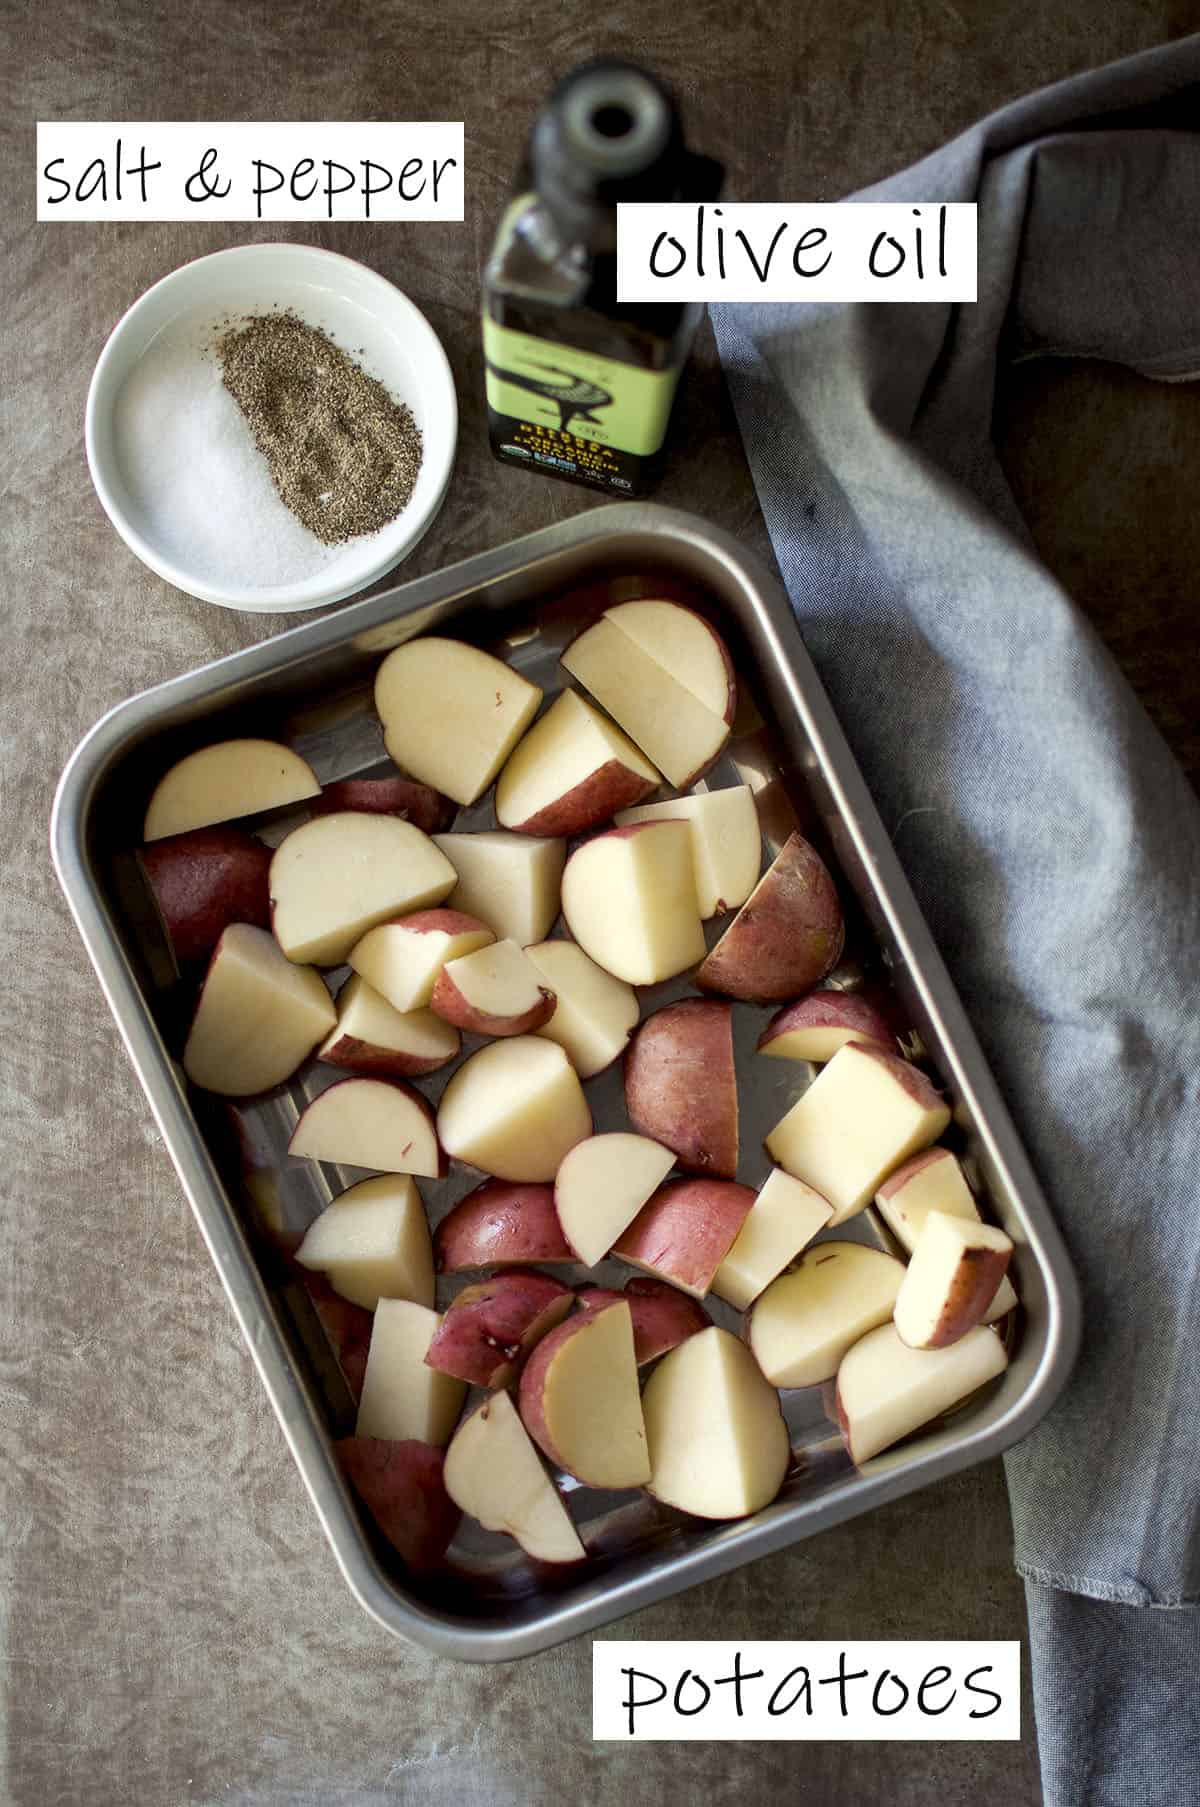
[[215, 312, 423, 544]]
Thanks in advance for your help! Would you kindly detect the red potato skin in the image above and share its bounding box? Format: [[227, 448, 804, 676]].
[[697, 832, 844, 1003], [335, 1437, 460, 1569], [424, 1269, 572, 1388], [506, 760, 659, 839], [319, 1028, 459, 1080], [311, 777, 455, 835], [382, 907, 493, 941], [757, 989, 896, 1058], [624, 999, 738, 1178], [612, 1180, 756, 1297], [429, 968, 556, 1038], [138, 827, 271, 965], [297, 1268, 373, 1399], [434, 1181, 574, 1272], [901, 1245, 1013, 1350], [578, 1277, 710, 1364]]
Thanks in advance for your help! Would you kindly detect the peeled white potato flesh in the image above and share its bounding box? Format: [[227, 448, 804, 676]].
[[143, 739, 320, 841], [182, 923, 335, 1096], [554, 1132, 676, 1267], [374, 637, 542, 806], [614, 784, 761, 918], [524, 940, 639, 1079], [436, 1037, 591, 1183], [892, 1210, 1013, 1350], [560, 820, 706, 986], [289, 1078, 441, 1177], [747, 1241, 905, 1388], [355, 1299, 465, 1445], [603, 599, 734, 718], [711, 1169, 833, 1311], [642, 1326, 790, 1520], [766, 1043, 951, 1224], [837, 1322, 1009, 1464], [350, 914, 495, 1013], [432, 831, 566, 947], [443, 1390, 584, 1565], [317, 974, 460, 1071], [270, 814, 456, 967], [296, 1174, 434, 1311], [561, 617, 731, 788], [495, 688, 660, 832]]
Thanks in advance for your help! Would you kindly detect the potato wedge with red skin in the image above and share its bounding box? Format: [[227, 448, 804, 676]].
[[335, 1436, 460, 1569], [517, 1302, 649, 1488], [612, 1179, 756, 1299], [139, 826, 272, 965], [892, 1211, 1013, 1350], [757, 989, 896, 1063], [623, 999, 738, 1178], [434, 1181, 574, 1273], [495, 688, 661, 837], [424, 1269, 572, 1388], [349, 908, 495, 1014], [578, 1277, 710, 1364], [288, 1077, 445, 1178], [311, 776, 455, 835], [697, 832, 844, 1003], [318, 974, 459, 1079], [430, 939, 556, 1038]]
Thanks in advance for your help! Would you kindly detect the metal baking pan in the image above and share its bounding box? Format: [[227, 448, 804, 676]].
[[52, 502, 1080, 1661]]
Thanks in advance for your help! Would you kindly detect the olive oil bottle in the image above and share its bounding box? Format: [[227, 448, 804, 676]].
[[482, 58, 722, 496]]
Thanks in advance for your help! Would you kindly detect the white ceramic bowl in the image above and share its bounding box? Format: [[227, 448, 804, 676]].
[[85, 244, 457, 612]]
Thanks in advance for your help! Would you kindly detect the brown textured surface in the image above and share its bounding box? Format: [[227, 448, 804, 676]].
[[3, 3, 1194, 1803]]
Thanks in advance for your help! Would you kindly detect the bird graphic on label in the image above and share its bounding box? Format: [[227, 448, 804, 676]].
[[487, 358, 614, 435]]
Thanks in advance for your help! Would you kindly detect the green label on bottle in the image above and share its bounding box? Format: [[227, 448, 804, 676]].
[[483, 318, 680, 469]]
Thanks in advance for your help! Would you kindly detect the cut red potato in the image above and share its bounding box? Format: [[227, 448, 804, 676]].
[[375, 637, 543, 806], [747, 1241, 906, 1388], [443, 1390, 585, 1565], [289, 1078, 443, 1178], [518, 1302, 650, 1488], [295, 1174, 434, 1312], [356, 1300, 466, 1445], [143, 738, 320, 840], [893, 1211, 1014, 1350], [495, 688, 661, 836], [711, 1169, 834, 1311], [434, 1180, 574, 1272], [430, 939, 556, 1037], [606, 599, 736, 718], [553, 1132, 676, 1267], [425, 1269, 572, 1389], [270, 814, 456, 967], [758, 989, 897, 1063], [614, 785, 761, 919], [578, 1277, 709, 1365], [436, 1037, 591, 1183], [624, 999, 738, 1178], [311, 775, 454, 835], [299, 1269, 373, 1399], [349, 909, 495, 1014], [642, 1326, 790, 1520], [874, 1147, 979, 1252], [139, 826, 272, 964], [766, 1043, 951, 1224], [697, 832, 844, 1002], [524, 940, 639, 1079], [561, 602, 735, 787], [318, 974, 459, 1079], [613, 1179, 756, 1299], [433, 831, 566, 947], [560, 820, 706, 985], [335, 1436, 460, 1570], [182, 924, 336, 1096], [836, 1322, 1009, 1465]]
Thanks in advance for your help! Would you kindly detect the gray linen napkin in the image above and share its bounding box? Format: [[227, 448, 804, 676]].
[[712, 35, 1200, 1806]]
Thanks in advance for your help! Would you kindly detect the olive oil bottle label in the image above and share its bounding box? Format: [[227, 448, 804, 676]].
[[483, 317, 680, 493]]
